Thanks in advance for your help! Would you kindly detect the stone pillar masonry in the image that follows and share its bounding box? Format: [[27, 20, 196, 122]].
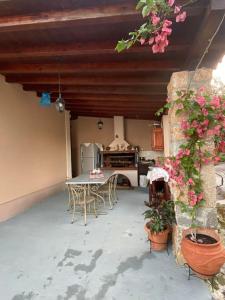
[[167, 68, 218, 264]]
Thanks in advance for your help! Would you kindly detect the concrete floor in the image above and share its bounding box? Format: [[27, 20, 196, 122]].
[[0, 189, 211, 300]]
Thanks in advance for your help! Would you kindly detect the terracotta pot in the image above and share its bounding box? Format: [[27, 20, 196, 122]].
[[181, 228, 225, 279], [144, 224, 169, 251]]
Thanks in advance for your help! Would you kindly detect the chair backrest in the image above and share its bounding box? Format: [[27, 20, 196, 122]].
[[70, 185, 86, 203], [108, 174, 118, 190]]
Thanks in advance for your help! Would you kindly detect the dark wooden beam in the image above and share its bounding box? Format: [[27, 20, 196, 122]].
[[186, 0, 225, 70], [6, 74, 169, 86], [37, 93, 165, 102], [0, 2, 205, 33], [53, 100, 165, 106], [70, 112, 156, 120], [0, 42, 188, 60], [0, 3, 140, 33], [64, 102, 161, 109], [68, 108, 156, 115], [0, 61, 180, 74], [24, 84, 167, 95]]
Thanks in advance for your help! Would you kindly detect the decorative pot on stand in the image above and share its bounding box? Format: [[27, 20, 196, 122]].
[[181, 227, 225, 279], [144, 223, 170, 251]]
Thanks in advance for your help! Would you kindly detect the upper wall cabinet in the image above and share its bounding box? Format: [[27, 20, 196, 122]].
[[152, 128, 164, 151]]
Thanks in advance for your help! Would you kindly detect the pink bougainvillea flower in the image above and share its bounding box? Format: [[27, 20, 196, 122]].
[[155, 34, 161, 44], [197, 192, 204, 201], [162, 26, 172, 35], [174, 6, 181, 14], [207, 129, 214, 136], [140, 38, 146, 45], [168, 0, 175, 7], [152, 44, 160, 53], [190, 199, 197, 206], [214, 156, 221, 163], [176, 11, 187, 22], [192, 120, 198, 128], [181, 120, 189, 130], [202, 119, 209, 127], [177, 103, 184, 110], [198, 86, 206, 93], [188, 178, 194, 185], [196, 96, 206, 107], [210, 96, 220, 108], [202, 108, 208, 116], [185, 149, 190, 156], [151, 14, 160, 26], [163, 19, 172, 27], [148, 37, 154, 45]]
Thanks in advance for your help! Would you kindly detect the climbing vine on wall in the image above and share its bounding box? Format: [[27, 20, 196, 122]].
[[157, 88, 225, 225]]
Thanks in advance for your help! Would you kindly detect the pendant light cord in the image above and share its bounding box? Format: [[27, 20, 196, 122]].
[[58, 72, 61, 97]]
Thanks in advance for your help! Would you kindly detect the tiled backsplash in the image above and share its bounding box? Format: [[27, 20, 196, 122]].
[[139, 150, 164, 160]]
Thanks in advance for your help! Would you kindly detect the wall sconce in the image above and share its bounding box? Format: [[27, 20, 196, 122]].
[[97, 119, 103, 130]]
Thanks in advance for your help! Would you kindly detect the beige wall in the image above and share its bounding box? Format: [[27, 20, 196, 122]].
[[71, 116, 155, 175], [125, 119, 153, 150], [71, 117, 114, 175], [0, 75, 67, 208]]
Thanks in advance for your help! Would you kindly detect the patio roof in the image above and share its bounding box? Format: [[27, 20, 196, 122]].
[[0, 0, 224, 119]]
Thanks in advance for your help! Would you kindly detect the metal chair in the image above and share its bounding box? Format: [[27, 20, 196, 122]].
[[97, 174, 118, 209], [70, 185, 97, 225]]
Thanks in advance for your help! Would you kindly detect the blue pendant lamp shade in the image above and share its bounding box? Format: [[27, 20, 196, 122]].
[[40, 92, 51, 107]]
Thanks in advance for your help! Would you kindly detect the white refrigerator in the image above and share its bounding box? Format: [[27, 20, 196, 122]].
[[80, 143, 101, 173]]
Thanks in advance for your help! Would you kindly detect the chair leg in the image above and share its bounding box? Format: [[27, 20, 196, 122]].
[[108, 191, 113, 209], [93, 200, 98, 218], [115, 191, 118, 202], [84, 203, 87, 226], [71, 199, 76, 224], [67, 187, 72, 211]]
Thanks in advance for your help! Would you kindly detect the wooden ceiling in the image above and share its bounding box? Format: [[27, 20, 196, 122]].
[[0, 0, 224, 120]]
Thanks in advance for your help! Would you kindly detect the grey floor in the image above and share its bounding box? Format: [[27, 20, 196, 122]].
[[0, 189, 211, 300]]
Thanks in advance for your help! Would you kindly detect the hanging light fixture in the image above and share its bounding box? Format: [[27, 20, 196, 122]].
[[55, 72, 65, 113], [97, 119, 103, 130]]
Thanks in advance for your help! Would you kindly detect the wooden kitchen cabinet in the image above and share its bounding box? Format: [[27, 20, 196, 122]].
[[152, 128, 164, 151]]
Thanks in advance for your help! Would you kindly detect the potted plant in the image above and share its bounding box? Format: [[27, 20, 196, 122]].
[[157, 88, 225, 278], [144, 200, 175, 251]]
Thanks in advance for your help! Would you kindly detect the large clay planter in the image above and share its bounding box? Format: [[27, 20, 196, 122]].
[[144, 223, 170, 251], [181, 228, 225, 279]]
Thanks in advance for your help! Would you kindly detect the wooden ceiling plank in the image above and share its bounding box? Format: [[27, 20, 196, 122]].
[[64, 103, 161, 108], [70, 112, 156, 120], [52, 100, 165, 106], [0, 3, 139, 33], [0, 2, 205, 33], [23, 84, 167, 95], [37, 93, 165, 102], [186, 0, 225, 70], [0, 42, 188, 59], [0, 61, 180, 74], [6, 74, 169, 86]]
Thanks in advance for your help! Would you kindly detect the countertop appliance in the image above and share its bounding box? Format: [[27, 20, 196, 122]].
[[80, 143, 102, 173]]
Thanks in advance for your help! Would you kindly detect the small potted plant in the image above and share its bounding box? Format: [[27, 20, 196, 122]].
[[144, 201, 175, 251]]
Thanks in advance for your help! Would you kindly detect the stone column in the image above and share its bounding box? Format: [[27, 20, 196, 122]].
[[167, 68, 218, 263]]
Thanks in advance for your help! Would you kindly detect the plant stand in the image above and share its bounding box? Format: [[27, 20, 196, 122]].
[[183, 263, 217, 290], [148, 238, 170, 255]]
